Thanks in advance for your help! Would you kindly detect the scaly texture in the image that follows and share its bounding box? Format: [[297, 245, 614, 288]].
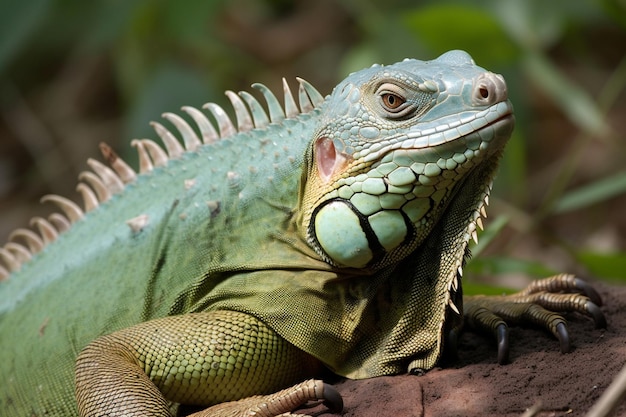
[[75, 311, 322, 415], [0, 51, 604, 417]]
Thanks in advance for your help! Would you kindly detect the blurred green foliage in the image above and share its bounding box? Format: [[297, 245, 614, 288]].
[[0, 0, 624, 287]]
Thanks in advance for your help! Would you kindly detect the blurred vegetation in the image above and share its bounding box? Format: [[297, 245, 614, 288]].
[[0, 0, 624, 288]]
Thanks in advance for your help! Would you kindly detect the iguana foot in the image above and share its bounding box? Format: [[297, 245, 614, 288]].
[[188, 379, 343, 417], [463, 274, 606, 364]]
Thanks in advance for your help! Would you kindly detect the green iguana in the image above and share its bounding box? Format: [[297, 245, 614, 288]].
[[0, 50, 605, 417]]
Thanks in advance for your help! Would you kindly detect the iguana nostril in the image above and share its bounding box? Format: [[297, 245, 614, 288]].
[[473, 72, 507, 105]]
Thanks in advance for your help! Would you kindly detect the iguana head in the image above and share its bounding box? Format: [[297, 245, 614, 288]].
[[299, 50, 514, 269]]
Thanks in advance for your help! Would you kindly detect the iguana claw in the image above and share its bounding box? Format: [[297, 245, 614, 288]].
[[556, 322, 570, 354], [575, 278, 603, 306], [586, 300, 607, 328], [320, 383, 344, 413], [464, 274, 606, 364], [495, 323, 509, 365]]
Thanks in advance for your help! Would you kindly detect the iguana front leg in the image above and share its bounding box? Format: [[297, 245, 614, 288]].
[[463, 274, 606, 364], [75, 310, 340, 417]]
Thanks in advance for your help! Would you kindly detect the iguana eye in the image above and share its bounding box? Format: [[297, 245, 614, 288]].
[[376, 83, 416, 119], [381, 93, 405, 110]]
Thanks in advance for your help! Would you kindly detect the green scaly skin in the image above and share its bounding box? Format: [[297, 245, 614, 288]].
[[0, 51, 604, 417]]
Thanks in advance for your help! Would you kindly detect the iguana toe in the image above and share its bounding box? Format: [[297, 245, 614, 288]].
[[517, 273, 603, 306], [188, 379, 342, 417]]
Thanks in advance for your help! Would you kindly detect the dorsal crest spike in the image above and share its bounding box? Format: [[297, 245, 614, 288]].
[[99, 143, 136, 184], [181, 106, 220, 144], [0, 247, 20, 272], [9, 229, 44, 254], [5, 243, 31, 264], [86, 159, 125, 194], [252, 82, 285, 123], [298, 82, 314, 113], [161, 112, 202, 151], [40, 195, 84, 224], [225, 91, 254, 132], [150, 121, 185, 158], [48, 213, 71, 233], [76, 183, 99, 212], [203, 102, 237, 138], [296, 77, 325, 107], [238, 91, 270, 129], [282, 78, 299, 118], [79, 171, 112, 203], [131, 139, 154, 173], [30, 217, 58, 244]]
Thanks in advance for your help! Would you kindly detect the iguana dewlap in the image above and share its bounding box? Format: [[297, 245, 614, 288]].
[[0, 50, 604, 417]]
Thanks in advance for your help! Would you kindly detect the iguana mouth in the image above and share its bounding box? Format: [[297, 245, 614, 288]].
[[359, 100, 514, 164], [474, 109, 515, 149]]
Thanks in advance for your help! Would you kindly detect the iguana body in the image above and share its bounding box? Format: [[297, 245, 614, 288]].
[[0, 51, 603, 416]]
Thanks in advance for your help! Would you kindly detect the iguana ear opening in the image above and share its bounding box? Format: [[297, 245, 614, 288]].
[[314, 137, 351, 183]]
